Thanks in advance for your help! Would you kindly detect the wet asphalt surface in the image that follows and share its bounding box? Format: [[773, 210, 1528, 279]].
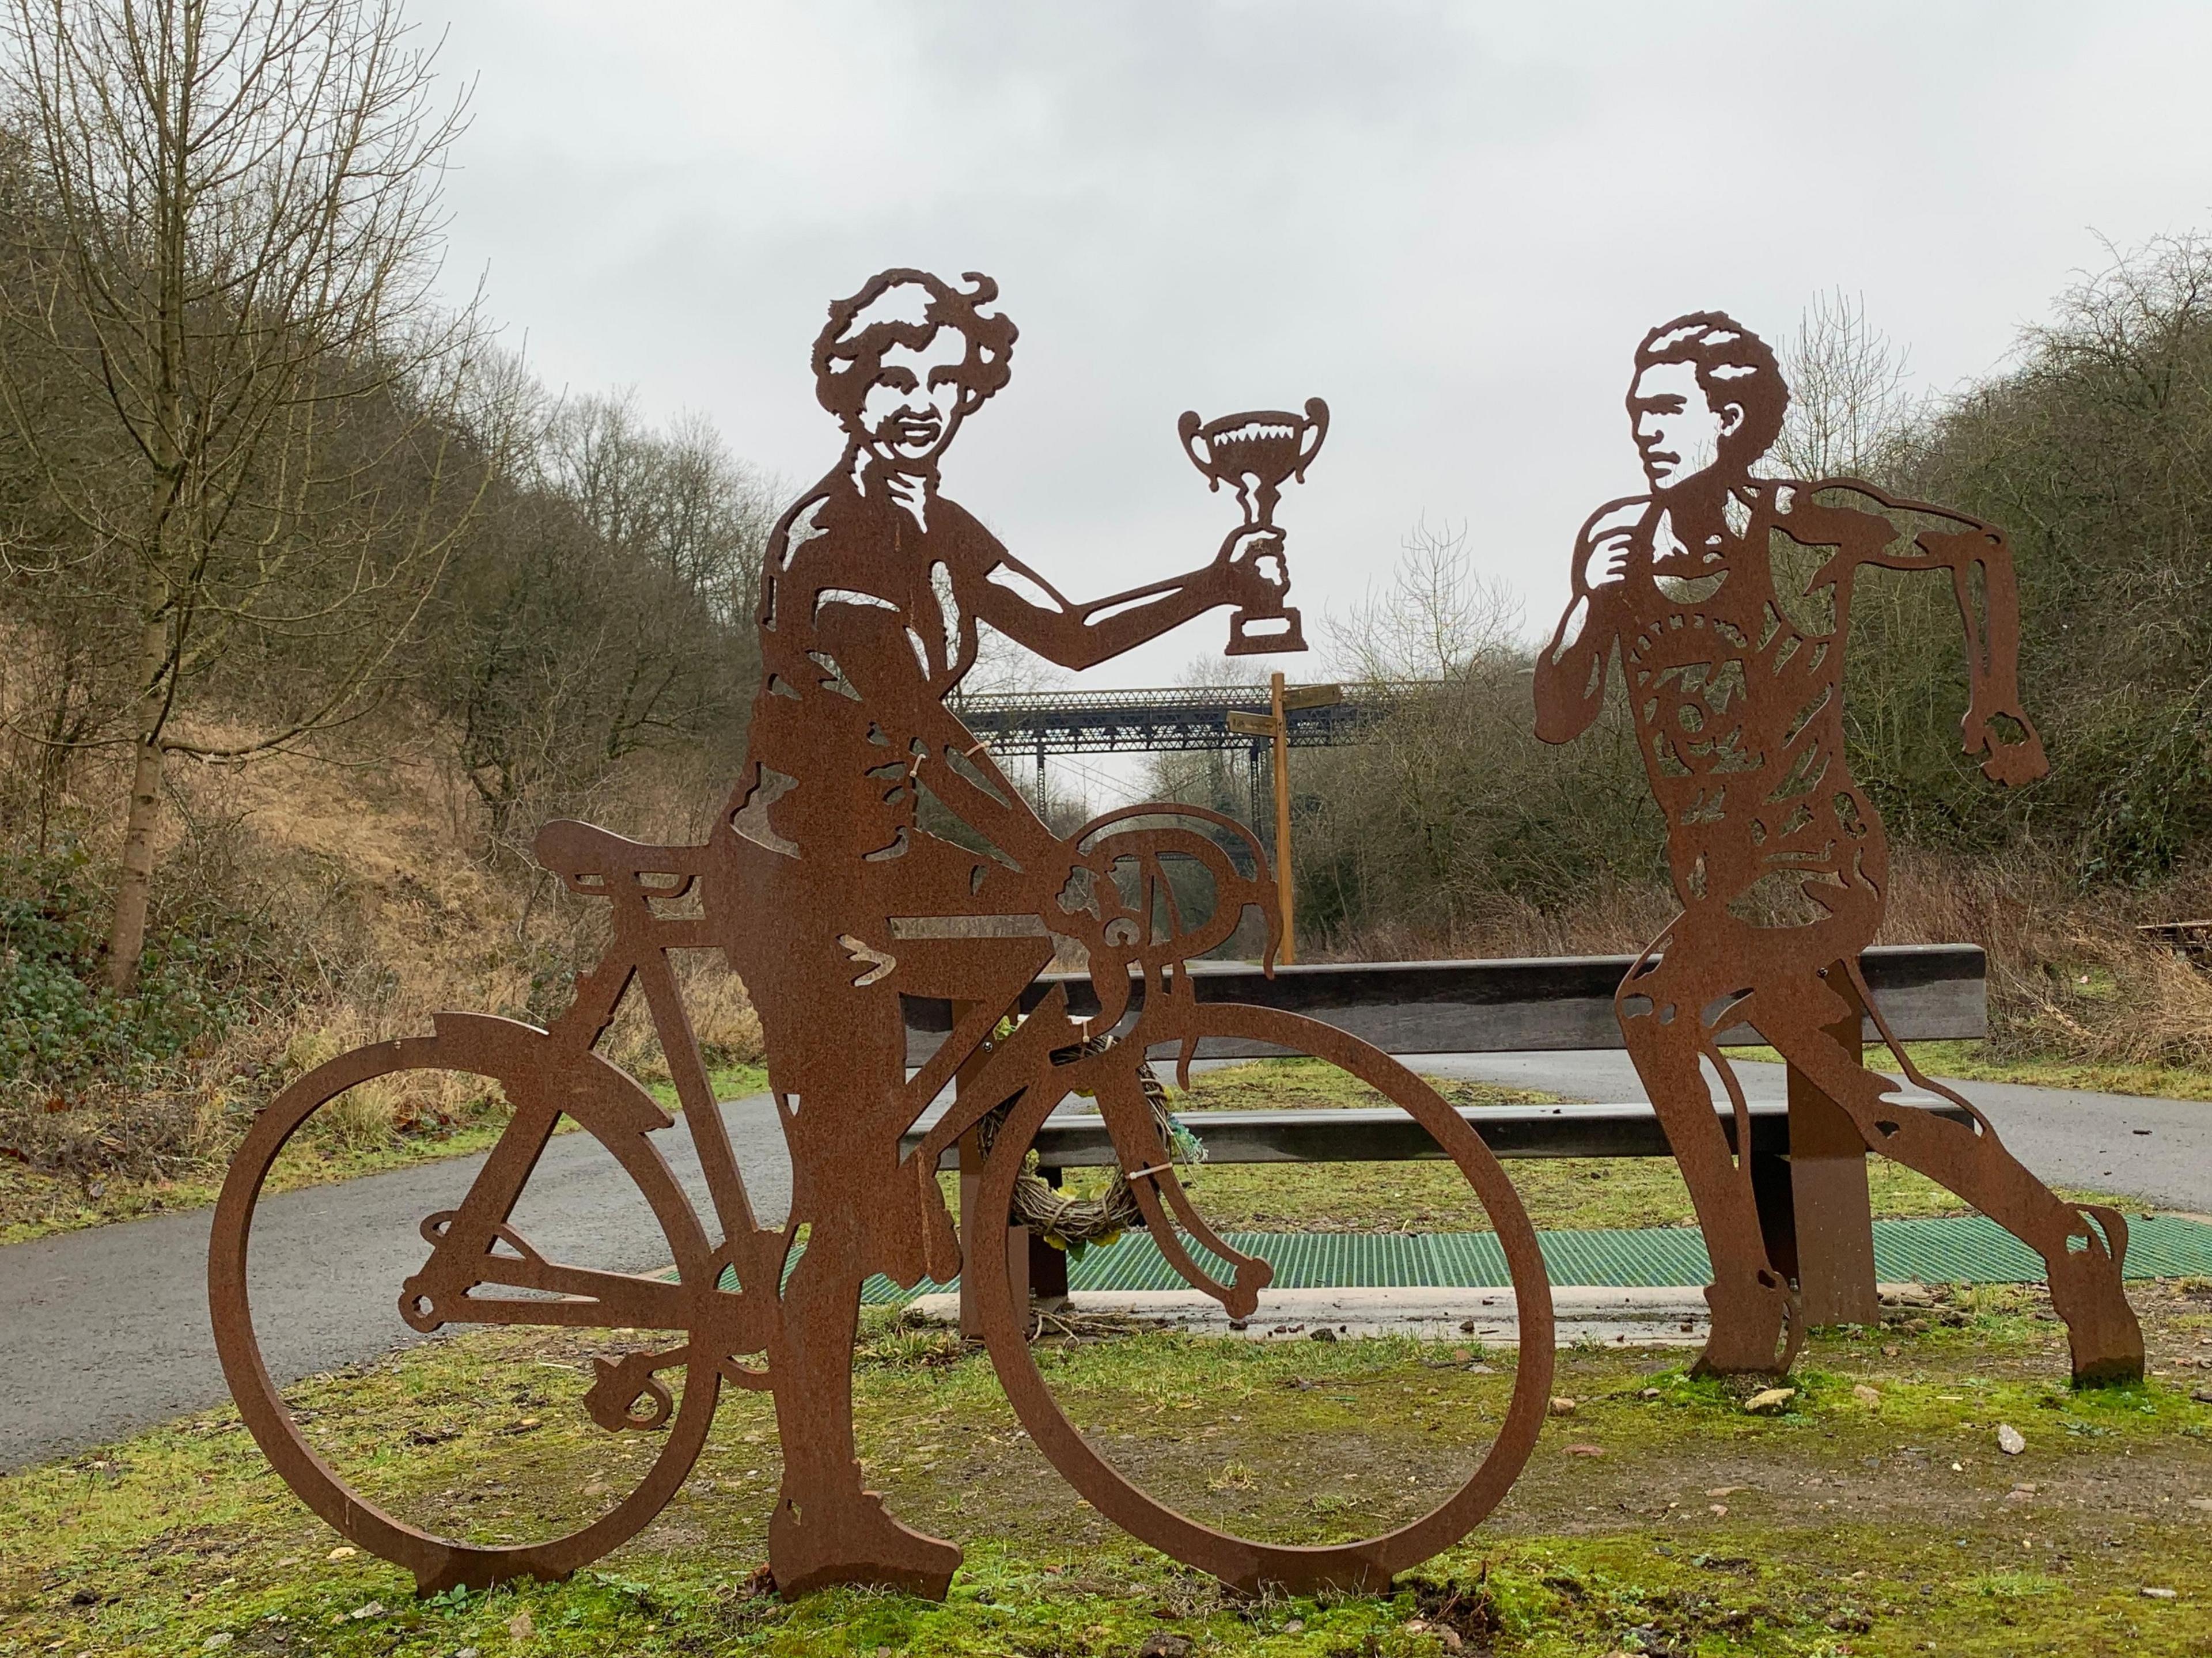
[[3, 1056, 2205, 1470]]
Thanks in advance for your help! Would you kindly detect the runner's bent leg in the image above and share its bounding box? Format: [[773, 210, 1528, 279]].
[[1753, 986, 2142, 1384], [1618, 943, 1794, 1374]]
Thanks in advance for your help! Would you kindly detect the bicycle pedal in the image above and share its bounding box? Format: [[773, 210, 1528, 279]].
[[584, 1355, 673, 1432]]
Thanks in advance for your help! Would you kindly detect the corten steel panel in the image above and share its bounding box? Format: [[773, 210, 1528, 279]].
[[206, 280, 2141, 1611], [901, 942, 1986, 1062], [1525, 308, 2139, 1385]]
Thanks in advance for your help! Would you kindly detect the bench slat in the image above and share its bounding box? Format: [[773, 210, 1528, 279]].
[[904, 1097, 1968, 1167], [902, 942, 1986, 1061]]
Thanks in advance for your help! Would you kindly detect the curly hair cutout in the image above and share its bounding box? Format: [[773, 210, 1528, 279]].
[[1635, 311, 1789, 470], [813, 268, 1018, 423]]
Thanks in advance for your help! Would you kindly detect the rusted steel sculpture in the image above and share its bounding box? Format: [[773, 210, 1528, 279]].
[[1179, 398, 1328, 654], [1534, 312, 2144, 1384], [209, 268, 1555, 1602]]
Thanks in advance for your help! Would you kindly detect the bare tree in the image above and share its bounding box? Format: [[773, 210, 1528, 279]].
[[1772, 288, 1916, 482], [0, 0, 488, 987], [1325, 517, 1520, 682], [437, 390, 775, 860], [1289, 519, 1666, 946]]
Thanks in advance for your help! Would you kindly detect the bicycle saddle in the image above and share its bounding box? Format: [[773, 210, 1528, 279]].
[[533, 819, 704, 893]]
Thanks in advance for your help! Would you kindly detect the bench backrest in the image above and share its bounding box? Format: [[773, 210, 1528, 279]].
[[902, 942, 1986, 1063]]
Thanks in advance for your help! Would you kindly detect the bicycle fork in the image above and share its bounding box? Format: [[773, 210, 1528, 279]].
[[918, 985, 1275, 1322]]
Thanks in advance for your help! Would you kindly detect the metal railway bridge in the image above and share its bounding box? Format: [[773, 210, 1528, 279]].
[[949, 680, 1429, 829], [951, 681, 1422, 756]]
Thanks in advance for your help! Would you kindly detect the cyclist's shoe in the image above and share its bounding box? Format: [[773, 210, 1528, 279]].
[[1693, 1265, 1800, 1378], [769, 1490, 960, 1600]]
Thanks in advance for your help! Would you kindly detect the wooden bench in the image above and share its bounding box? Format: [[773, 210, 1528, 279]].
[[900, 943, 1986, 1329]]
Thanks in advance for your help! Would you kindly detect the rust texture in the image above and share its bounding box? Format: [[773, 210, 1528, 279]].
[[209, 267, 1552, 1602], [1533, 311, 2143, 1384], [1179, 397, 1326, 654]]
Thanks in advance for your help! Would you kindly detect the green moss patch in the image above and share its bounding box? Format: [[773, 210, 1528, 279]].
[[7, 1285, 2212, 1654]]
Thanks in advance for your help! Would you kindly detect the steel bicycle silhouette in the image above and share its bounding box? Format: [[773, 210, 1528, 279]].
[[207, 277, 2138, 1608], [209, 268, 1554, 1600]]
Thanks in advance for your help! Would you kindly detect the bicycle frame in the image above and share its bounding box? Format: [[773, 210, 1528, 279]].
[[397, 801, 1284, 1401], [212, 807, 1544, 1602], [394, 830, 781, 1402]]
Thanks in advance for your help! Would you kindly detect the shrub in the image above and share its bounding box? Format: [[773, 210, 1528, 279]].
[[0, 840, 244, 1091]]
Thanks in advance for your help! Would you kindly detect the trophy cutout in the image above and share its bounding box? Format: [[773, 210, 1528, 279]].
[[1178, 396, 1328, 654]]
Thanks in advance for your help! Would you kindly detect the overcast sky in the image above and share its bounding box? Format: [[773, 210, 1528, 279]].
[[415, 1, 2212, 712]]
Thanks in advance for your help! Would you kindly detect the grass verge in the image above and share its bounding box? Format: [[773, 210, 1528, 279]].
[[9, 1049, 2148, 1250], [1028, 1060, 2131, 1235], [0, 1064, 768, 1247], [1724, 1041, 2212, 1104], [5, 1284, 2212, 1655]]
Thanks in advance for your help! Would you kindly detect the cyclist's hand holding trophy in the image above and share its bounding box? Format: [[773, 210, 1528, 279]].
[[1179, 396, 1328, 655]]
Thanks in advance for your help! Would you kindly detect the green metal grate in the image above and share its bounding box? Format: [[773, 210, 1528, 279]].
[[833, 1213, 2212, 1306]]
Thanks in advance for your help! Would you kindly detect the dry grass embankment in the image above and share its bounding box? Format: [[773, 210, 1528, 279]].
[[0, 727, 766, 1245], [1317, 847, 2212, 1098]]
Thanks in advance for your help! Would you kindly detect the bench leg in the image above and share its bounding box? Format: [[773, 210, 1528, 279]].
[[1783, 972, 1880, 1326], [1749, 1128, 1798, 1283], [957, 1125, 985, 1338], [1029, 1165, 1070, 1305], [957, 1137, 1065, 1334]]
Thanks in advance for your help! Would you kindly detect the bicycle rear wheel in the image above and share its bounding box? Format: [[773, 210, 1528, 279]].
[[208, 1013, 728, 1593], [968, 1003, 1555, 1595]]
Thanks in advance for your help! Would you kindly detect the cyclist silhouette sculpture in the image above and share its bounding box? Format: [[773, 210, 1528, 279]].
[[210, 264, 1559, 1606], [707, 268, 1315, 1592], [1534, 313, 2143, 1385]]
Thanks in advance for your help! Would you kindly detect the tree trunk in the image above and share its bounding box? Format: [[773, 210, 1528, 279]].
[[103, 607, 171, 992]]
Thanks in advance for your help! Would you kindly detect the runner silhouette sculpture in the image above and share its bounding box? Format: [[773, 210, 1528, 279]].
[[1534, 312, 2143, 1385]]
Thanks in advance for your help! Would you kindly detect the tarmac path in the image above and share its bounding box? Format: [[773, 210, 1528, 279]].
[[1425, 1050, 2212, 1214], [3, 1056, 2206, 1471], [0, 1095, 796, 1473]]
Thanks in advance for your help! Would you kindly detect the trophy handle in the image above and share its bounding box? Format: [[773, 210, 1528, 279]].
[[1177, 410, 1218, 492], [1293, 397, 1330, 481]]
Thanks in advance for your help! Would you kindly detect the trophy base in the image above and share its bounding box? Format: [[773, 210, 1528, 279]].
[[1226, 608, 1306, 655]]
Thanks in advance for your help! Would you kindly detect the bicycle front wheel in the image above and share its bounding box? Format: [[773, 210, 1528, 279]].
[[207, 1013, 728, 1593], [968, 1003, 1555, 1595]]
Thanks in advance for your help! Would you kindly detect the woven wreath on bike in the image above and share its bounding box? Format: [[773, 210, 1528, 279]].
[[206, 269, 2138, 1612], [988, 1027, 1206, 1257]]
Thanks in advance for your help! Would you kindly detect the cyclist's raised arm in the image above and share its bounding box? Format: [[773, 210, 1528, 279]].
[[969, 527, 1286, 672]]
